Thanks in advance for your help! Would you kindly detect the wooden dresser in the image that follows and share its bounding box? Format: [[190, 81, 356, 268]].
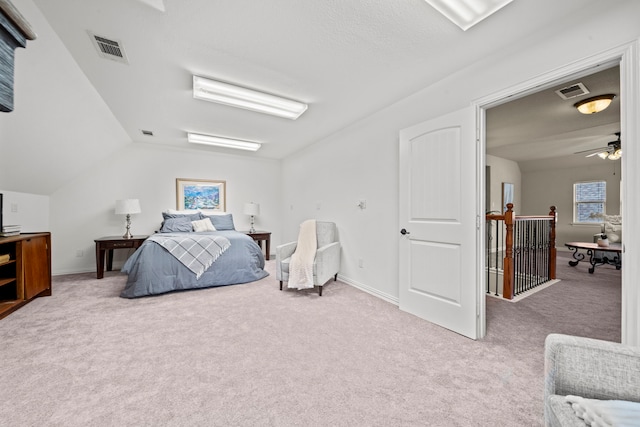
[[0, 232, 51, 319]]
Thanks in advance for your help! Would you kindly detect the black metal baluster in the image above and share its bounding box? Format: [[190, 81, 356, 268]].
[[486, 219, 490, 294], [513, 221, 524, 295], [494, 221, 504, 296]]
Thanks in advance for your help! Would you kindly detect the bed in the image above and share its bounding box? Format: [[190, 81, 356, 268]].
[[120, 212, 268, 298]]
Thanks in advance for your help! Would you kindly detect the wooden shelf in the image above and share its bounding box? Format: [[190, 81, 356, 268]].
[[0, 277, 16, 287]]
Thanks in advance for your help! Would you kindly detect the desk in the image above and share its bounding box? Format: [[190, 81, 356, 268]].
[[95, 235, 148, 279], [243, 231, 271, 260], [565, 241, 622, 274]]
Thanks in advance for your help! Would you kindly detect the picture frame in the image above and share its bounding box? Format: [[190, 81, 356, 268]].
[[176, 178, 226, 212], [502, 182, 514, 213]]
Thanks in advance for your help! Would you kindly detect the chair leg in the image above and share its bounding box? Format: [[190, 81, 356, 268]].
[[279, 280, 283, 291], [334, 273, 338, 281], [319, 286, 323, 296]]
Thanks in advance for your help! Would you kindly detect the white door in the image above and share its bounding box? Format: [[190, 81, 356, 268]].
[[399, 107, 480, 339]]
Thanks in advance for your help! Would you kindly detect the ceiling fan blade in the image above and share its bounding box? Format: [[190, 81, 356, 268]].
[[585, 151, 604, 158], [574, 147, 607, 155]]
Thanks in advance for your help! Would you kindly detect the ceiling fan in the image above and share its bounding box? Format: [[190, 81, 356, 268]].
[[574, 132, 622, 160]]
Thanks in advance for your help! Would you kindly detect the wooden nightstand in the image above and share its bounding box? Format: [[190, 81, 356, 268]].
[[243, 231, 271, 260], [94, 235, 148, 279]]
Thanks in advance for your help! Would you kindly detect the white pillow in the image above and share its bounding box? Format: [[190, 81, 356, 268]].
[[191, 218, 216, 232], [199, 210, 227, 215], [164, 209, 200, 215]]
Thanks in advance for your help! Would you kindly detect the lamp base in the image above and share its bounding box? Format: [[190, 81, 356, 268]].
[[249, 216, 256, 234], [123, 214, 133, 239]]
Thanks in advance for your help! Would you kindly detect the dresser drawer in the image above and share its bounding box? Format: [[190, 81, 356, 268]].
[[102, 240, 138, 250]]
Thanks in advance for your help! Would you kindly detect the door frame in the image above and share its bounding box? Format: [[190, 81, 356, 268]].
[[473, 40, 639, 345]]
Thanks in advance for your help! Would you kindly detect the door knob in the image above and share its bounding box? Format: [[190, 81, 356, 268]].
[[400, 228, 410, 235]]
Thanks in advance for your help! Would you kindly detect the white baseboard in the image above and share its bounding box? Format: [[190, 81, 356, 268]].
[[339, 275, 399, 306], [52, 267, 97, 276]]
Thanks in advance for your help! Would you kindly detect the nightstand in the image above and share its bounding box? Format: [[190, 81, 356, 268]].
[[243, 231, 271, 260], [94, 235, 148, 279]]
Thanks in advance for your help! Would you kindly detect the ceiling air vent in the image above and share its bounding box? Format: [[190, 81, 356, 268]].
[[88, 31, 129, 64], [555, 82, 590, 100], [141, 130, 154, 136]]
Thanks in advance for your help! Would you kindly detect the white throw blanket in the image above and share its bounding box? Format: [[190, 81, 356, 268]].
[[148, 233, 230, 279], [566, 395, 640, 427], [288, 219, 317, 290]]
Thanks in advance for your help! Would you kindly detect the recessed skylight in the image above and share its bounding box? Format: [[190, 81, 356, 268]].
[[187, 132, 261, 152], [424, 0, 513, 31], [193, 76, 308, 120]]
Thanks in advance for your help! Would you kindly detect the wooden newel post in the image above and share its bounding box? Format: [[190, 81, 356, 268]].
[[503, 203, 514, 300], [549, 206, 557, 280]]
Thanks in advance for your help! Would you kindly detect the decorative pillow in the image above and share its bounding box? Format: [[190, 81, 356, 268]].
[[161, 211, 203, 221], [160, 216, 193, 233], [164, 209, 200, 215], [191, 218, 216, 232], [206, 214, 235, 230]]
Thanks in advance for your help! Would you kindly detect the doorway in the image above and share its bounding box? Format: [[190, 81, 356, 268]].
[[476, 41, 638, 344]]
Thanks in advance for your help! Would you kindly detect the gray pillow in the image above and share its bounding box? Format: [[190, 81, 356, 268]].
[[160, 216, 193, 233], [206, 214, 235, 230], [162, 212, 203, 221]]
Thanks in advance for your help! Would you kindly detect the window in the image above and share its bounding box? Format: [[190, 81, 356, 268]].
[[574, 181, 606, 223]]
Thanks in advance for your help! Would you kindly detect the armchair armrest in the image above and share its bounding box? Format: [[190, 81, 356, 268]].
[[276, 241, 297, 280], [276, 241, 297, 260], [315, 241, 341, 286]]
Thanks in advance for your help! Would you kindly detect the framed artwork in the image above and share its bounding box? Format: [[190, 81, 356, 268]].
[[176, 178, 226, 212], [502, 182, 514, 213]]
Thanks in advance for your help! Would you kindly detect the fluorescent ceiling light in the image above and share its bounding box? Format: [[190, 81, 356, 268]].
[[424, 0, 513, 31], [193, 76, 308, 120], [187, 132, 261, 151]]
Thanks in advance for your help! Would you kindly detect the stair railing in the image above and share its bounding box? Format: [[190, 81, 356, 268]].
[[485, 204, 556, 299]]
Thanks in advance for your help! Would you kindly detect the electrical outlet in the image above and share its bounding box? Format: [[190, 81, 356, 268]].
[[358, 258, 364, 268], [76, 250, 84, 257], [11, 203, 17, 213]]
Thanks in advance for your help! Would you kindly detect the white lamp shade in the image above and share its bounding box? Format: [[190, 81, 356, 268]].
[[244, 202, 260, 216], [115, 199, 141, 215]]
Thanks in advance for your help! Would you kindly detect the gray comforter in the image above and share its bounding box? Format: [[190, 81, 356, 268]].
[[120, 230, 268, 298]]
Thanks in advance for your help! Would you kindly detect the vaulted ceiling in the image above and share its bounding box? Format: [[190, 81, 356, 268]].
[[30, 0, 612, 160]]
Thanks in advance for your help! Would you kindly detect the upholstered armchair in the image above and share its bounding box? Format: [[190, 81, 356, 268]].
[[544, 333, 640, 426], [276, 221, 341, 296]]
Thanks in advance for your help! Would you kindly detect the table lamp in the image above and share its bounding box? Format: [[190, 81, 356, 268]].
[[115, 199, 141, 239], [244, 202, 260, 233]]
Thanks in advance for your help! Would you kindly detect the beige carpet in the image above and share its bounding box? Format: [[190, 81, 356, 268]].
[[0, 254, 621, 426]]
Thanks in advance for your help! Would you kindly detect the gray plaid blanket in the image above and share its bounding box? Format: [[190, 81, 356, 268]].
[[147, 233, 231, 279]]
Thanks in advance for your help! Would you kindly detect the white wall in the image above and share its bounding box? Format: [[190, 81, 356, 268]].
[[486, 155, 521, 215], [0, 190, 49, 232], [522, 162, 621, 248], [282, 2, 640, 302], [0, 0, 132, 196], [50, 143, 281, 275]]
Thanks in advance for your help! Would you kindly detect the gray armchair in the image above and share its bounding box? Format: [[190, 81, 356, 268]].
[[276, 221, 340, 296], [544, 333, 640, 426]]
